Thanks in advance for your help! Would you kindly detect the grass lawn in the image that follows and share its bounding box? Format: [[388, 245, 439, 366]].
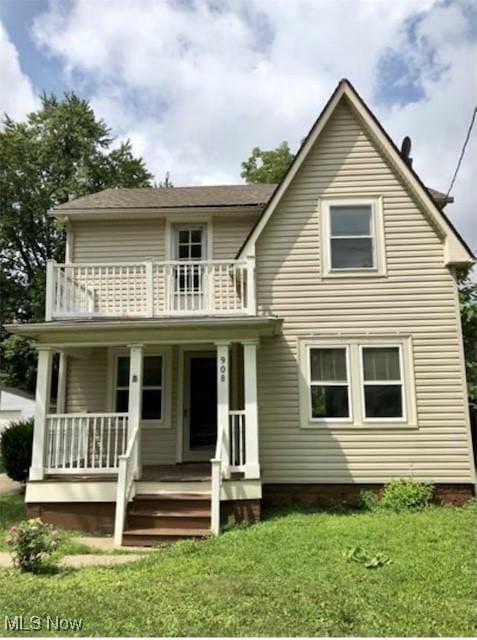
[[0, 495, 475, 637]]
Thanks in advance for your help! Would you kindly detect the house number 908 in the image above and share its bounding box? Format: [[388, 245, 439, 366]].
[[219, 356, 226, 382]]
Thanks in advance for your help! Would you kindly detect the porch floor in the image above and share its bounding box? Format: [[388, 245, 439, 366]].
[[43, 463, 212, 483], [142, 464, 211, 482]]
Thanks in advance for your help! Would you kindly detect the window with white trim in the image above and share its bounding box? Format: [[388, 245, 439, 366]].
[[114, 355, 163, 421], [309, 347, 351, 419], [361, 346, 404, 419], [299, 337, 415, 428], [330, 205, 374, 269], [321, 198, 386, 276]]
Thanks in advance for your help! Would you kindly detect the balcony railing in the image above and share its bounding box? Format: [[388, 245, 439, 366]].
[[45, 258, 255, 320]]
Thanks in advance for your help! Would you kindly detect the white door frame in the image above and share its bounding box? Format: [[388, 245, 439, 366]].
[[176, 346, 217, 462]]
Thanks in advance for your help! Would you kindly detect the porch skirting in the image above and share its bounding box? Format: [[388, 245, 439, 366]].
[[261, 483, 475, 509], [27, 502, 115, 533], [26, 500, 262, 534]]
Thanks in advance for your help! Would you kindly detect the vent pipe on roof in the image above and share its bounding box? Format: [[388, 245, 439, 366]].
[[400, 136, 413, 168]]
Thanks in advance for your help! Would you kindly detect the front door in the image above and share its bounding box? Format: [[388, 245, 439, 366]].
[[183, 352, 217, 460]]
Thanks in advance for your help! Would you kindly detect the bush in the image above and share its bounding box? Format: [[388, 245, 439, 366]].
[[6, 519, 59, 573], [361, 479, 434, 512], [0, 418, 34, 482]]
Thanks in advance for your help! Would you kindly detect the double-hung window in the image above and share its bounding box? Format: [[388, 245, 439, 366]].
[[300, 338, 414, 427], [114, 355, 163, 421], [330, 205, 374, 269], [309, 347, 351, 420], [321, 198, 385, 276], [361, 347, 404, 420]]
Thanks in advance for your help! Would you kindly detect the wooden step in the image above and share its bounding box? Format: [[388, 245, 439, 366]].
[[122, 527, 209, 547], [135, 492, 211, 501], [127, 514, 211, 529], [132, 495, 211, 512]]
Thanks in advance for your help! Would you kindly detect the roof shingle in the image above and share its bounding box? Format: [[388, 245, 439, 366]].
[[53, 184, 277, 212]]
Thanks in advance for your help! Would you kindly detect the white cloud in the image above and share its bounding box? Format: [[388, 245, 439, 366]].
[[0, 21, 38, 121], [31, 0, 476, 252]]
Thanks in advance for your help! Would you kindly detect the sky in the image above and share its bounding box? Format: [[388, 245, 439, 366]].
[[0, 0, 476, 253]]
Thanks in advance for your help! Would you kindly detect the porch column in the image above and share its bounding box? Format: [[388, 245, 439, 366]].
[[243, 340, 260, 479], [30, 347, 53, 481], [216, 341, 230, 478], [56, 351, 67, 413], [128, 344, 144, 479]]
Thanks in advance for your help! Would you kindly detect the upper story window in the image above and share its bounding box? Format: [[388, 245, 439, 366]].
[[174, 226, 206, 261], [321, 197, 386, 277]]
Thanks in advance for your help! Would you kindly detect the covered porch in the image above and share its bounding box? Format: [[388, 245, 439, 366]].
[[17, 316, 281, 543]]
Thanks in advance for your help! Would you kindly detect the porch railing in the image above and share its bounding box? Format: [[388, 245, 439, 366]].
[[113, 424, 139, 546], [210, 409, 247, 535], [45, 413, 128, 473], [229, 410, 246, 471], [46, 258, 255, 320]]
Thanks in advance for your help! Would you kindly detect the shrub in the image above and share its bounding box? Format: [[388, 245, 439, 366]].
[[380, 479, 434, 512], [360, 489, 381, 511], [0, 418, 34, 483], [361, 479, 434, 512], [6, 519, 59, 573]]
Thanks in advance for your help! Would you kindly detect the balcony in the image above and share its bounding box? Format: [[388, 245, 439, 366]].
[[45, 258, 256, 320]]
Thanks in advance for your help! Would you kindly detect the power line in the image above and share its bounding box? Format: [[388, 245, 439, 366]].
[[446, 106, 477, 199]]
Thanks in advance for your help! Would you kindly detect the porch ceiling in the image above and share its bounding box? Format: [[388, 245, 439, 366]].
[[5, 315, 282, 346]]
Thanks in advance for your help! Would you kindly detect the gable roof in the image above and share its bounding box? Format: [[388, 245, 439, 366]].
[[52, 184, 275, 213], [236, 79, 474, 265]]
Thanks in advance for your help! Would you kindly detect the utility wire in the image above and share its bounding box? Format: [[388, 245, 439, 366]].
[[446, 106, 477, 199]]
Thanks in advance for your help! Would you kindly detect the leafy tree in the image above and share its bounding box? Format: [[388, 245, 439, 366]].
[[241, 141, 294, 184], [0, 93, 152, 391], [459, 273, 477, 403]]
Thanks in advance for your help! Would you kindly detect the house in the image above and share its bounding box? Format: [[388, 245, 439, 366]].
[[0, 385, 35, 431], [6, 79, 475, 546]]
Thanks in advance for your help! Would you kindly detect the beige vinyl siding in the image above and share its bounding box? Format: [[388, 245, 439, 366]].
[[65, 350, 108, 413], [213, 215, 257, 259], [72, 219, 167, 262], [71, 215, 257, 263], [255, 97, 474, 484]]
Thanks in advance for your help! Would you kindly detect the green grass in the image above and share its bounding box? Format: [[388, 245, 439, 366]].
[[0, 500, 475, 636]]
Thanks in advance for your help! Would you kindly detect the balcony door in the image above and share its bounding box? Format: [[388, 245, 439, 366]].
[[172, 225, 207, 312]]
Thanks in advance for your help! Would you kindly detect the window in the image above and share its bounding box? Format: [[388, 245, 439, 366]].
[[114, 355, 163, 421], [309, 347, 350, 419], [176, 228, 204, 261], [330, 205, 374, 269], [320, 198, 386, 276], [361, 347, 404, 420], [299, 337, 415, 428]]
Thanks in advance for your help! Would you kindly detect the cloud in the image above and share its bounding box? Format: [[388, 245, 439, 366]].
[[0, 21, 38, 121], [31, 0, 476, 252]]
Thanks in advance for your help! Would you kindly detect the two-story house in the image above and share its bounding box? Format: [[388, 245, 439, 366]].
[[7, 80, 475, 546]]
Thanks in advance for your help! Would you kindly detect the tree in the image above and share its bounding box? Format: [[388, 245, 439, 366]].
[[241, 141, 294, 184], [0, 93, 153, 391], [459, 273, 477, 403]]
